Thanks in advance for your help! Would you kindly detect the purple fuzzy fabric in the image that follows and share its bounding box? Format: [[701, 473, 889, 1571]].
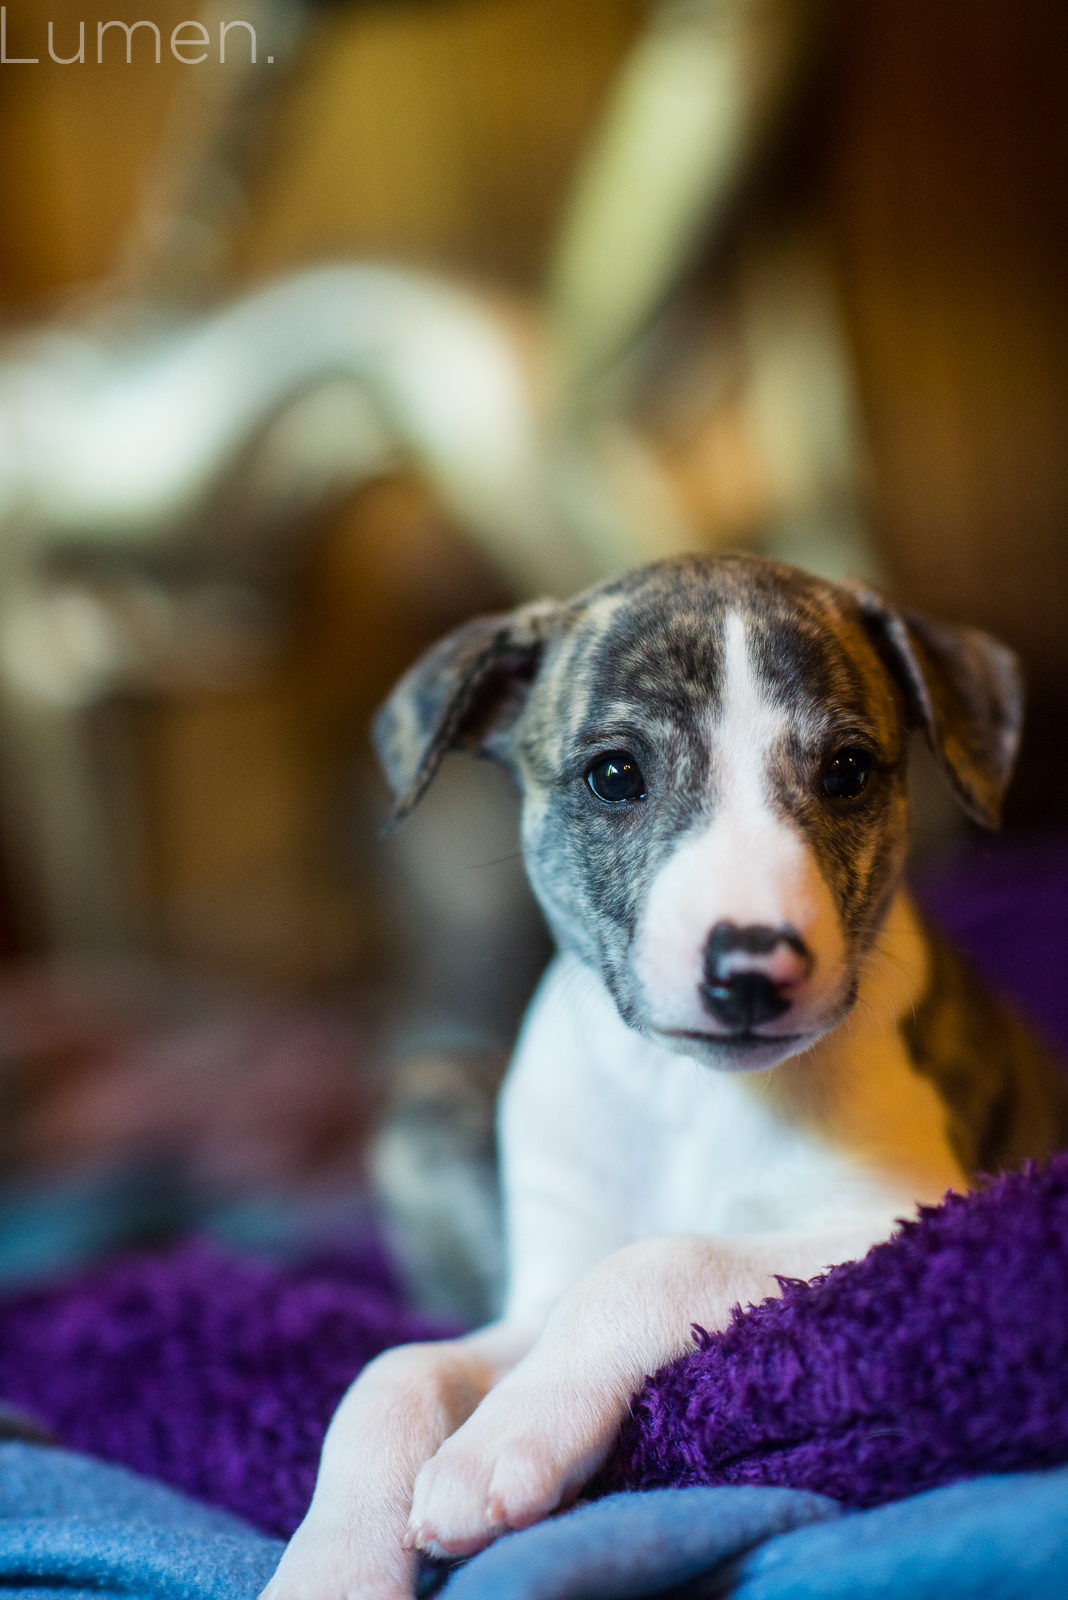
[[0, 1237, 451, 1536], [601, 1154, 1068, 1507]]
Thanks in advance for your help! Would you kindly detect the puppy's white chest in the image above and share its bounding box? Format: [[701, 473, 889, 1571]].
[[500, 955, 916, 1321], [630, 1060, 826, 1235], [597, 1006, 884, 1239]]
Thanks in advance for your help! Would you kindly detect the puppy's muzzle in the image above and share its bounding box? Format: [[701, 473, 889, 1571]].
[[700, 923, 813, 1033]]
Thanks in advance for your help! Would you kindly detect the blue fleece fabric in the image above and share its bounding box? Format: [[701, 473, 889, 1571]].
[[0, 1442, 282, 1600], [441, 1487, 839, 1600], [729, 1466, 1068, 1600], [0, 1443, 1065, 1600], [444, 1468, 1068, 1600]]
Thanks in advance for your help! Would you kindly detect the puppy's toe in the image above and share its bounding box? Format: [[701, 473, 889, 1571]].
[[409, 1447, 500, 1558], [409, 1431, 574, 1556], [485, 1440, 568, 1531]]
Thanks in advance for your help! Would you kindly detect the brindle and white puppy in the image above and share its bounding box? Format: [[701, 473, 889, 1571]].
[[264, 554, 1068, 1600]]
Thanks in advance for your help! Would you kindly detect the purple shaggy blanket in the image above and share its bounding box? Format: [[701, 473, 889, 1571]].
[[0, 1238, 451, 1537], [0, 836, 1063, 1535], [601, 1154, 1068, 1507]]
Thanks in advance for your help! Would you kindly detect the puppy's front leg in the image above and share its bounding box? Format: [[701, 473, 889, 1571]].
[[261, 1326, 533, 1600], [410, 1225, 893, 1557]]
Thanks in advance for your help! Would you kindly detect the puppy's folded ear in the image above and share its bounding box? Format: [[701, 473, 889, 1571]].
[[373, 601, 558, 828], [851, 586, 1023, 829]]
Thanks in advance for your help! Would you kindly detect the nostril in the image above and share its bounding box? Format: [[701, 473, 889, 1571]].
[[700, 971, 791, 1031]]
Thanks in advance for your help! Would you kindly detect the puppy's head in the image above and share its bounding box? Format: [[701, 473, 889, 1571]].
[[374, 555, 1021, 1071]]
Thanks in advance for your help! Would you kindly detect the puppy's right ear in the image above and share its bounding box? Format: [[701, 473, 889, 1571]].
[[372, 601, 558, 829], [849, 585, 1023, 829]]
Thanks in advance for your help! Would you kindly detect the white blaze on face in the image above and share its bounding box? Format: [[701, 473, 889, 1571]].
[[632, 612, 847, 1037]]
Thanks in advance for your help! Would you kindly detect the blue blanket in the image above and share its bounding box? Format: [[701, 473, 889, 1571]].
[[0, 1443, 1064, 1600], [442, 1472, 1068, 1600], [0, 1444, 283, 1600]]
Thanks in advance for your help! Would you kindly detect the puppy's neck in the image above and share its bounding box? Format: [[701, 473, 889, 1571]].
[[741, 892, 965, 1202]]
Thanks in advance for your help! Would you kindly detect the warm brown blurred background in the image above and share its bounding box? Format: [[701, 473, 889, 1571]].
[[0, 0, 1064, 1313]]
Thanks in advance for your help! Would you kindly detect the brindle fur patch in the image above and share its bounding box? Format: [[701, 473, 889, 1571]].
[[902, 920, 1068, 1174]]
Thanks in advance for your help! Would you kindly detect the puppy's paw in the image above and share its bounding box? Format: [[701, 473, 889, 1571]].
[[407, 1382, 617, 1558], [408, 1437, 554, 1558]]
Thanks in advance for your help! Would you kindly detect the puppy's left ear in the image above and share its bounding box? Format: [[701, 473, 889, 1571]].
[[850, 585, 1023, 829], [372, 600, 559, 829]]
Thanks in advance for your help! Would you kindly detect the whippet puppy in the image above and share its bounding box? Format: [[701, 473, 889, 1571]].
[[264, 554, 1068, 1600]]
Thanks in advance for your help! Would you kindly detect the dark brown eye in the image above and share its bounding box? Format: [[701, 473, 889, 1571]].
[[587, 751, 646, 804], [823, 746, 874, 800]]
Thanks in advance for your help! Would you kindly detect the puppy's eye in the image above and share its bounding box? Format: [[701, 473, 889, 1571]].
[[823, 746, 874, 800], [586, 751, 646, 804]]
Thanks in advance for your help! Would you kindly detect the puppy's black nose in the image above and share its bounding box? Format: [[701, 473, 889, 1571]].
[[700, 922, 811, 1033]]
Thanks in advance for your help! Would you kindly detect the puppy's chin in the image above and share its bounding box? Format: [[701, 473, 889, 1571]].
[[649, 1027, 814, 1073]]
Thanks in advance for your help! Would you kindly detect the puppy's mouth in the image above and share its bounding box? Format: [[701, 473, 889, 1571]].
[[653, 1026, 810, 1070], [664, 1027, 807, 1048]]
